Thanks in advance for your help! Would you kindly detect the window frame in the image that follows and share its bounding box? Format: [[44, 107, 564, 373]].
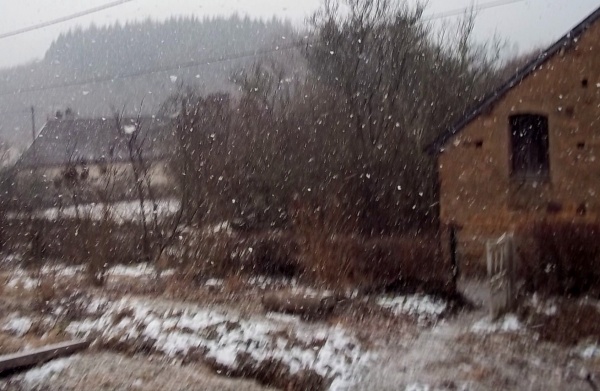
[[509, 113, 550, 182]]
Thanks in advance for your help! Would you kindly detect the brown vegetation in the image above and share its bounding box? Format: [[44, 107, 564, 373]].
[[519, 300, 600, 346], [517, 220, 600, 297], [0, 1, 507, 293]]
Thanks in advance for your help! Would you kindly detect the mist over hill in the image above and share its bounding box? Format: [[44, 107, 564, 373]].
[[0, 15, 298, 150]]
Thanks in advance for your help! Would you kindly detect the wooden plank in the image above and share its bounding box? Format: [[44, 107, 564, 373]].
[[0, 339, 90, 374]]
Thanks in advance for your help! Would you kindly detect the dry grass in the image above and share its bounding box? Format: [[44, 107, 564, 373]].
[[292, 197, 453, 294], [519, 300, 600, 346], [177, 231, 238, 281], [517, 220, 600, 297], [298, 232, 453, 295], [205, 354, 329, 391], [5, 217, 142, 276], [236, 233, 302, 278]]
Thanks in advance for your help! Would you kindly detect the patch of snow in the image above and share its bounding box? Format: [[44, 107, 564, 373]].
[[109, 263, 153, 277], [3, 315, 32, 336], [578, 344, 600, 359], [471, 314, 522, 334], [265, 312, 301, 324], [17, 199, 180, 224], [405, 384, 431, 391], [42, 264, 85, 277], [291, 285, 334, 299], [6, 270, 38, 290], [211, 221, 232, 234], [247, 275, 298, 289], [530, 294, 558, 316], [122, 124, 137, 134], [205, 278, 224, 288], [23, 357, 73, 385], [377, 295, 447, 323], [61, 297, 371, 390]]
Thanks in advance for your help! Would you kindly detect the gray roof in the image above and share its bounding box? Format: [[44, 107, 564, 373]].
[[425, 5, 600, 155], [17, 117, 173, 168]]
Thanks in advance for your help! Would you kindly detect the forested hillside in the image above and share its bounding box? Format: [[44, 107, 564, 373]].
[[0, 16, 296, 149]]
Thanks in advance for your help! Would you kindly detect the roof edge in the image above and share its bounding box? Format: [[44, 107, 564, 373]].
[[424, 5, 600, 156]]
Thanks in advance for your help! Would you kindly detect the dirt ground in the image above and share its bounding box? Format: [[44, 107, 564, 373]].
[[354, 309, 600, 391], [1, 352, 277, 391], [0, 262, 599, 391]]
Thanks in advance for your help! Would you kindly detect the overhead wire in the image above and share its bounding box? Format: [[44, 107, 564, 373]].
[[423, 0, 525, 21], [0, 0, 135, 40], [0, 107, 32, 116], [0, 0, 525, 98], [0, 41, 304, 97]]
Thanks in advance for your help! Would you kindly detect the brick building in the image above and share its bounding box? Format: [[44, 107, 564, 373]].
[[426, 7, 600, 276]]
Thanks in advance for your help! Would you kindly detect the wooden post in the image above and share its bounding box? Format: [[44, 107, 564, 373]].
[[450, 224, 459, 289], [30, 106, 36, 143]]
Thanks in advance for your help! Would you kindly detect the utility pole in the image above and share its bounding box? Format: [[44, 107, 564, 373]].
[[30, 106, 36, 143]]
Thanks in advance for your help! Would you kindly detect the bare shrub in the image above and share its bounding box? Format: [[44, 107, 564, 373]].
[[294, 196, 451, 293], [32, 272, 89, 321], [519, 300, 600, 346], [114, 111, 185, 270], [177, 230, 238, 282], [176, 228, 303, 284], [235, 233, 302, 278], [517, 220, 600, 297], [34, 273, 57, 311], [81, 214, 115, 286], [297, 216, 449, 293]]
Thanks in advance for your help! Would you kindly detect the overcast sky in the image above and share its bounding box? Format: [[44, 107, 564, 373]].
[[0, 0, 599, 69]]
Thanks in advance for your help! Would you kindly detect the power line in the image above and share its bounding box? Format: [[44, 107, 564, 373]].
[[423, 0, 525, 21], [0, 41, 305, 97], [0, 107, 31, 116], [0, 0, 521, 42], [0, 0, 524, 98], [0, 0, 135, 40]]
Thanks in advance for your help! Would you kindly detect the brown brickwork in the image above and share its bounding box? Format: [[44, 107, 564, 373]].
[[437, 19, 600, 277]]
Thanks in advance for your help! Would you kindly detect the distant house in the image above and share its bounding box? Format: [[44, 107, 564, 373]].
[[426, 7, 600, 276], [13, 117, 175, 205]]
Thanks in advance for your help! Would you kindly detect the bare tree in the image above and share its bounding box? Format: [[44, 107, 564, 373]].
[[301, 0, 502, 233]]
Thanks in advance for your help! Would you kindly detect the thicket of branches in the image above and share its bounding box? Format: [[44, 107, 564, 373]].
[[169, 0, 502, 236]]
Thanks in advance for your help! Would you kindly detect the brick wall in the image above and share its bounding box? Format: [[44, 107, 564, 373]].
[[438, 21, 600, 277]]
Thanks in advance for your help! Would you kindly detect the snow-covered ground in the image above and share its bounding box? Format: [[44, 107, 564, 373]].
[[4, 262, 175, 290], [0, 262, 461, 390], [14, 296, 371, 390], [4, 258, 600, 390], [377, 295, 448, 324], [7, 199, 180, 224], [471, 314, 523, 334], [2, 315, 32, 336], [23, 357, 74, 387]]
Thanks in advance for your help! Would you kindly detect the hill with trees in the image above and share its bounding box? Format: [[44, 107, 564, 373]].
[[0, 15, 296, 149]]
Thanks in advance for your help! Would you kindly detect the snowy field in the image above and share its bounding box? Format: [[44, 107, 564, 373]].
[[1, 261, 600, 390], [7, 199, 181, 224], [12, 296, 371, 390]]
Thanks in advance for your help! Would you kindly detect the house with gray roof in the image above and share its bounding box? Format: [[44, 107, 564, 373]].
[[13, 116, 175, 205]]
